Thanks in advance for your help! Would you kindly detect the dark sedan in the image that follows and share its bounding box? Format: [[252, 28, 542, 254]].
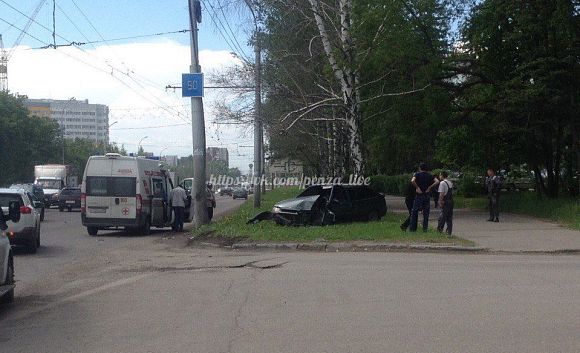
[[58, 187, 81, 212], [219, 187, 233, 196], [270, 185, 387, 226], [232, 188, 248, 200]]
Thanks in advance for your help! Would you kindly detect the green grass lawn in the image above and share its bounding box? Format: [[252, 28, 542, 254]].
[[500, 193, 579, 230], [453, 193, 579, 230], [193, 187, 473, 245]]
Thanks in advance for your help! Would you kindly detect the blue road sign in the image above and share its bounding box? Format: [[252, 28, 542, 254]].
[[182, 73, 204, 97]]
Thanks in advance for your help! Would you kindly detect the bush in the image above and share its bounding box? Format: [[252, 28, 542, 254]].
[[369, 174, 412, 196], [457, 173, 485, 198]]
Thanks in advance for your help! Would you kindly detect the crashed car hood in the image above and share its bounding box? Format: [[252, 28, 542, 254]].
[[274, 195, 320, 211]]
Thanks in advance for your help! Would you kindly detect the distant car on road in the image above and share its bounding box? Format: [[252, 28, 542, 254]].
[[58, 187, 81, 212], [0, 188, 41, 253], [270, 185, 387, 226], [9, 183, 45, 221], [232, 188, 248, 200], [0, 200, 21, 304], [218, 187, 233, 196]]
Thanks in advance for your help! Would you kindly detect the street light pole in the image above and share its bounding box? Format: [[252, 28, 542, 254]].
[[104, 121, 118, 154], [138, 136, 148, 155], [188, 0, 207, 226], [160, 147, 169, 162]]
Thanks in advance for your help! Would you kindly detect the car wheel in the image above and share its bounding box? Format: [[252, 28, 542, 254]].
[[141, 218, 151, 236], [40, 208, 45, 221], [36, 224, 41, 248], [87, 226, 98, 236], [1, 254, 14, 304], [59, 206, 64, 212], [367, 211, 379, 222], [68, 206, 72, 212]]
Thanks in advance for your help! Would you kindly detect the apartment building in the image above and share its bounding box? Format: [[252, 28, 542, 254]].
[[25, 98, 110, 144]]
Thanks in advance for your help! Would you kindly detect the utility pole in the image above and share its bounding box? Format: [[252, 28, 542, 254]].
[[188, 0, 208, 225], [253, 32, 262, 208]]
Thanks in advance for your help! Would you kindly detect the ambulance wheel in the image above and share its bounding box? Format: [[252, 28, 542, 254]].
[[141, 218, 151, 236], [87, 226, 98, 236]]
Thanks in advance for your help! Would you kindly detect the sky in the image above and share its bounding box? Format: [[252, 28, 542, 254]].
[[0, 0, 256, 171]]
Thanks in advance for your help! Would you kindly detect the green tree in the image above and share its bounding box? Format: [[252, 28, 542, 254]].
[[0, 91, 61, 185], [442, 0, 579, 196]]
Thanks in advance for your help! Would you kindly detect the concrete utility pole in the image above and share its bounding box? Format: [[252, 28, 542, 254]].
[[188, 0, 208, 225], [253, 31, 262, 208]]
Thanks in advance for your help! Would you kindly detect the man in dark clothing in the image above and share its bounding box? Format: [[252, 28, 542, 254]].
[[486, 168, 502, 222], [431, 187, 439, 209], [400, 180, 416, 231], [410, 163, 439, 232], [437, 171, 454, 235]]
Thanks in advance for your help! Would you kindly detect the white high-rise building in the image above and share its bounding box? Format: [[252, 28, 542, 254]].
[[25, 98, 110, 144]]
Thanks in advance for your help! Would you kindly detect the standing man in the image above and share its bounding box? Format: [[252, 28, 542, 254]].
[[486, 168, 502, 222], [400, 179, 416, 231], [206, 184, 216, 221], [437, 171, 454, 235], [169, 184, 188, 232], [410, 163, 439, 232]]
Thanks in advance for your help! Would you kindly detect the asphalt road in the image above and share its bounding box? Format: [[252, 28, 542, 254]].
[[1, 197, 579, 353]]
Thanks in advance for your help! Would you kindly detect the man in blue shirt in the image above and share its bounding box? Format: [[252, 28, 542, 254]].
[[409, 163, 439, 232]]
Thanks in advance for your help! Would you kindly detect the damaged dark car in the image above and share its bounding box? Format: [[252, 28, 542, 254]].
[[249, 185, 387, 226]]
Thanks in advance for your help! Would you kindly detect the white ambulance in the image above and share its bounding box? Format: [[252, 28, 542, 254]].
[[81, 153, 191, 236]]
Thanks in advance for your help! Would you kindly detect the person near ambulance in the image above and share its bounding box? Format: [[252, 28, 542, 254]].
[[206, 184, 216, 221], [169, 184, 188, 232], [437, 171, 454, 235]]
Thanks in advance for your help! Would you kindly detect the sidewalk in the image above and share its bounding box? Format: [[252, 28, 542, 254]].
[[385, 196, 580, 252]]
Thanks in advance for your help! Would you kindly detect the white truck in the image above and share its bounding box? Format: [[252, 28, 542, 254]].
[[34, 164, 76, 206], [81, 153, 192, 236]]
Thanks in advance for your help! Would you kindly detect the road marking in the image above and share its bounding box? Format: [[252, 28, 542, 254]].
[[5, 273, 151, 322]]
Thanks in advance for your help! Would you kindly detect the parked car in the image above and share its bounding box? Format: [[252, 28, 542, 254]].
[[58, 187, 82, 212], [249, 184, 387, 226], [0, 199, 20, 304], [232, 188, 248, 200], [0, 188, 41, 253], [218, 187, 233, 196], [9, 183, 45, 221]]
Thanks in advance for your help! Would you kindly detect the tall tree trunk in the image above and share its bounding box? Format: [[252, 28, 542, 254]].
[[308, 0, 364, 175]]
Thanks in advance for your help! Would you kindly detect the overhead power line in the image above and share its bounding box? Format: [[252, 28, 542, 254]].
[[111, 122, 190, 130], [34, 29, 190, 49], [0, 14, 189, 124], [0, 0, 189, 123]]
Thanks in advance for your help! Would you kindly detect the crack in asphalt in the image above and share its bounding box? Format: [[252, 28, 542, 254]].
[[224, 270, 256, 353], [122, 259, 288, 274]]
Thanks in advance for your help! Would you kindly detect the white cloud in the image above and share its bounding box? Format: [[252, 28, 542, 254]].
[[7, 39, 253, 171]]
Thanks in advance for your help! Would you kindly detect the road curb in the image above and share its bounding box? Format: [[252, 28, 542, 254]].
[[191, 238, 580, 255], [227, 241, 490, 253]]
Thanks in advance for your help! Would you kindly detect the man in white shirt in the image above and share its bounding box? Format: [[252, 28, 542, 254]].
[[169, 185, 188, 232], [437, 171, 454, 235]]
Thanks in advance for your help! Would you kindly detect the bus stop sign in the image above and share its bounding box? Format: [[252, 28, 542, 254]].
[[182, 73, 204, 97]]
